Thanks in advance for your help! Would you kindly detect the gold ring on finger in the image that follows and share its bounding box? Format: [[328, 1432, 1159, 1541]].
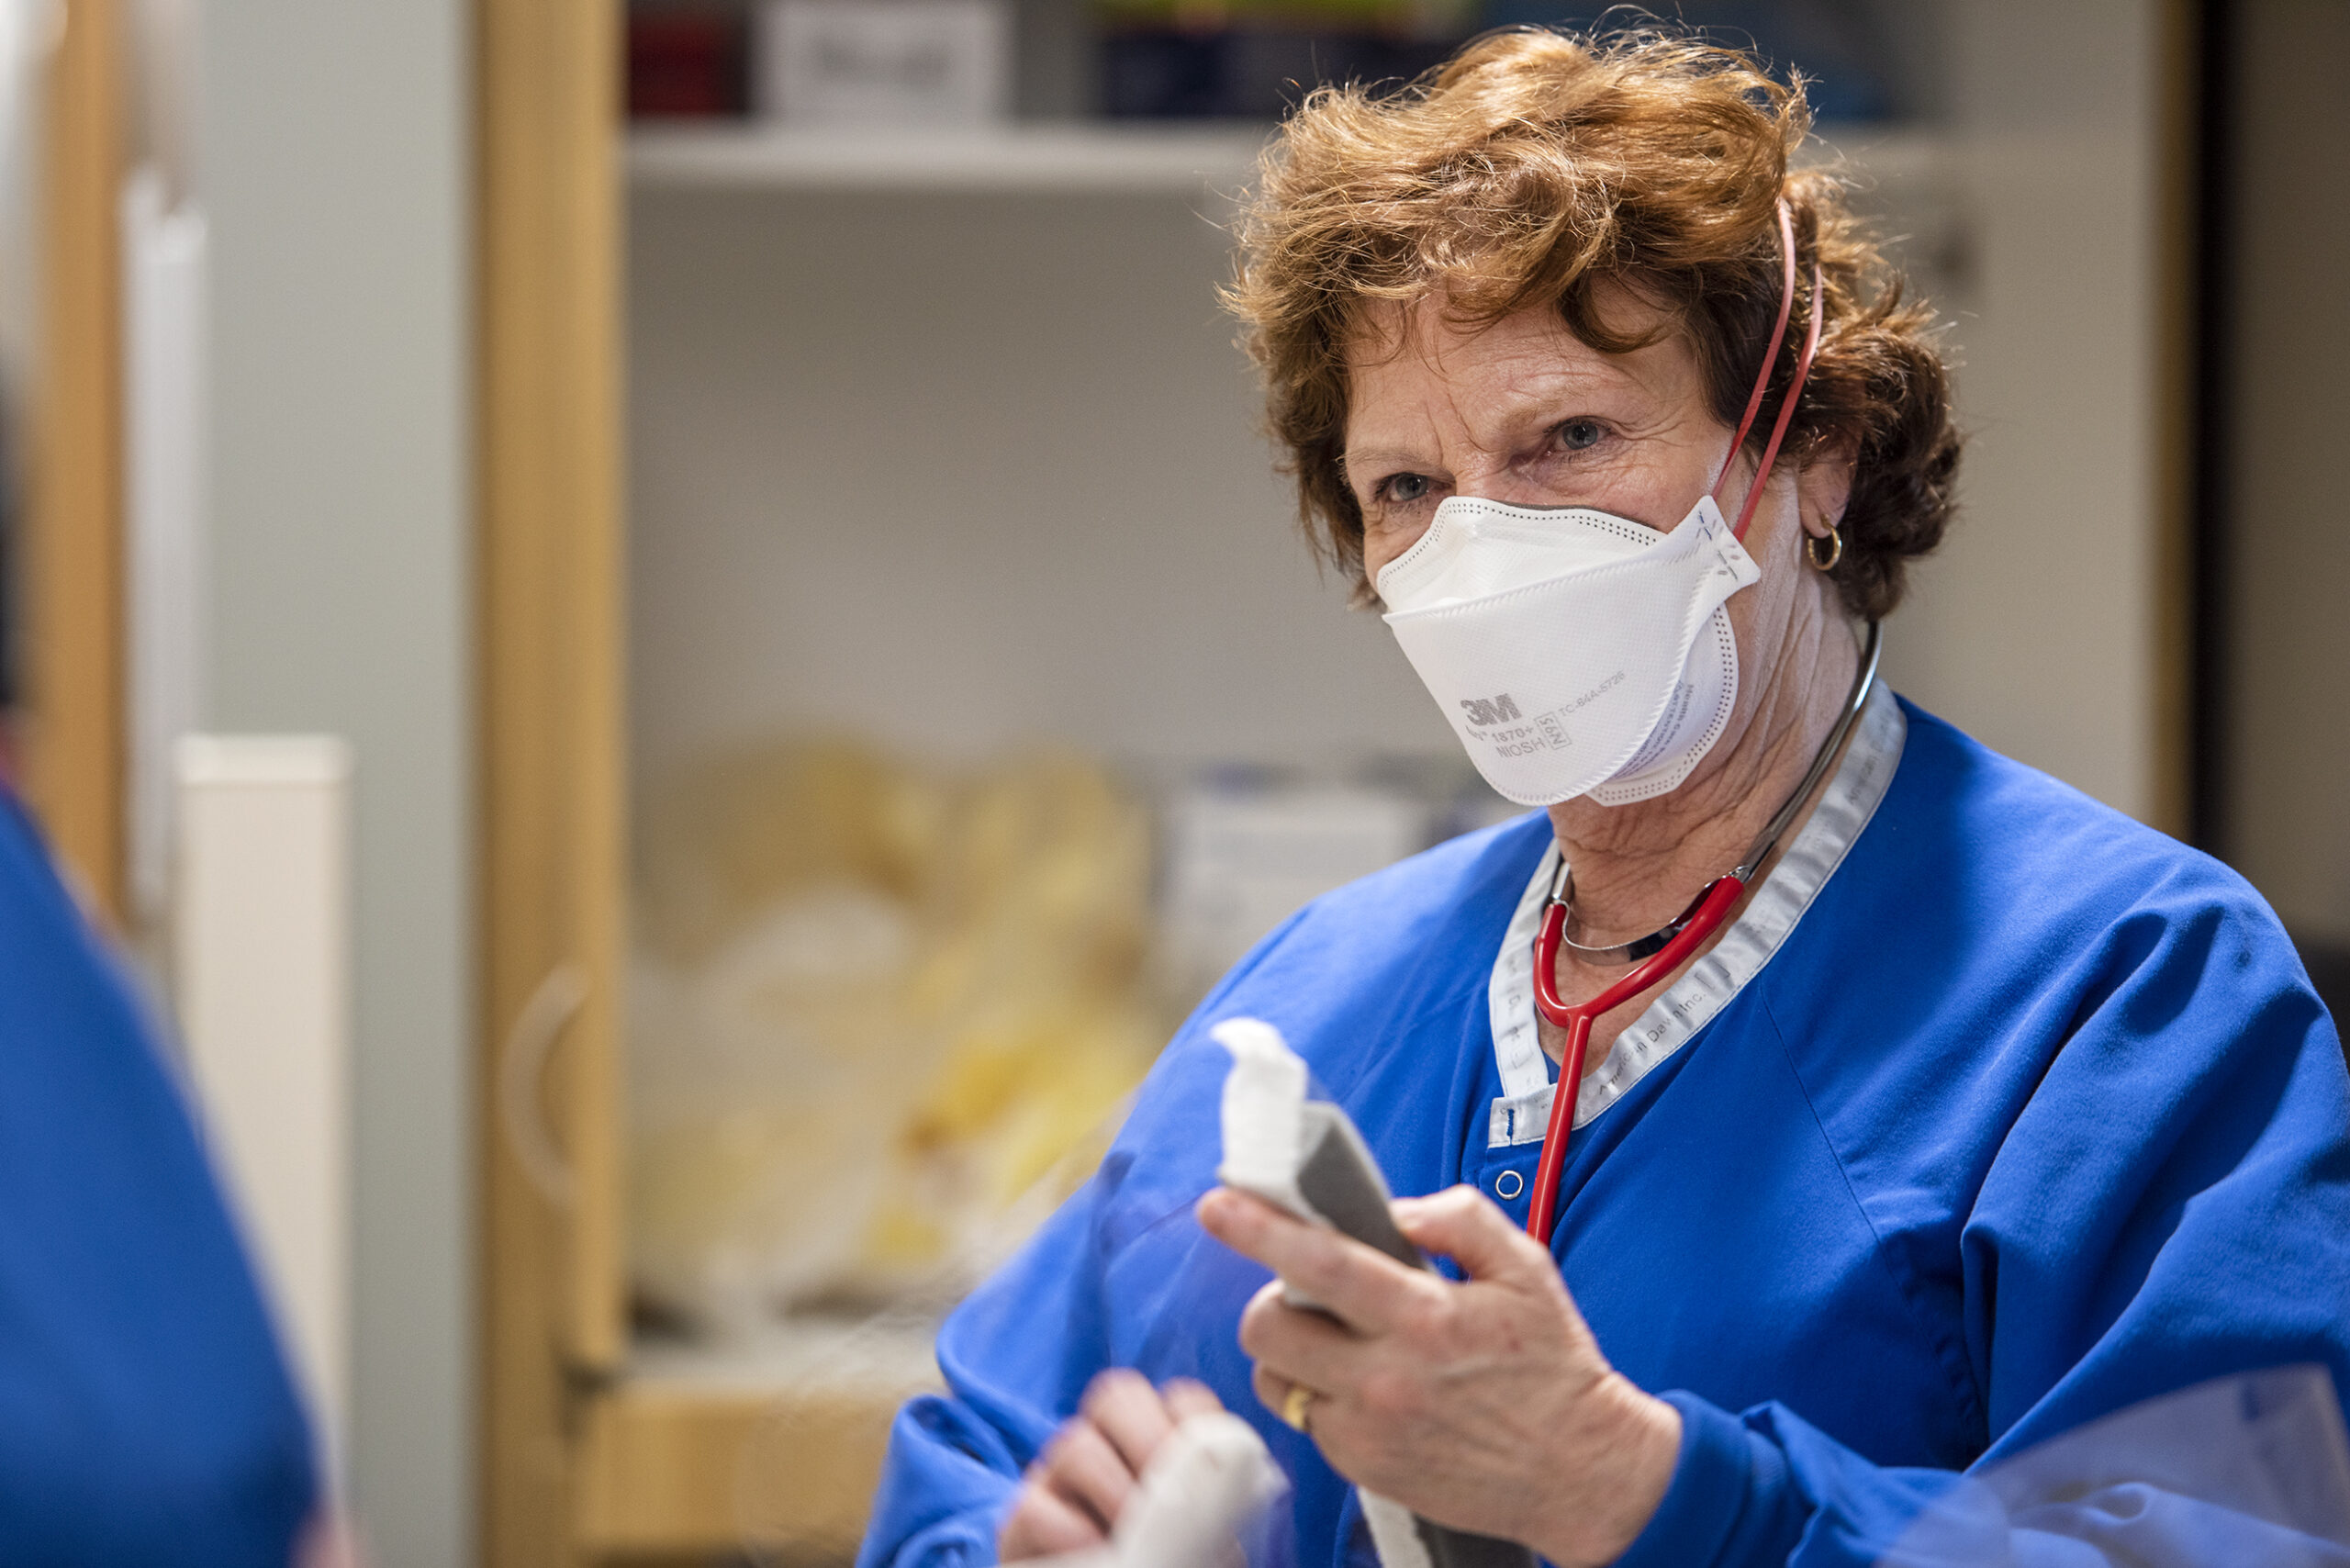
[[1280, 1383, 1318, 1434]]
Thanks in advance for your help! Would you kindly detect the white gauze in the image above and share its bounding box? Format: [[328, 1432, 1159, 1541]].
[[1210, 1018, 1428, 1568], [1115, 1411, 1289, 1568], [1023, 1412, 1287, 1568], [1213, 1017, 1317, 1223]]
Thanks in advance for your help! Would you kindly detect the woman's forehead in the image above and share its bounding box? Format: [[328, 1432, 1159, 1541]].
[[1343, 295, 1697, 437]]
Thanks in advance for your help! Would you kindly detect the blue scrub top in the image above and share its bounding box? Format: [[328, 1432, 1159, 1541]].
[[0, 789, 317, 1564], [858, 698, 2350, 1568]]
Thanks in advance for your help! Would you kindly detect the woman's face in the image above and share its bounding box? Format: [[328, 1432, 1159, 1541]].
[[1344, 290, 1739, 586], [1343, 288, 1854, 812]]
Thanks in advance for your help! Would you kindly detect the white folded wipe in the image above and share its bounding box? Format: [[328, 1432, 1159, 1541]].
[[1212, 1017, 1316, 1222], [1032, 1411, 1287, 1568], [1116, 1412, 1289, 1568], [1206, 1018, 1509, 1568]]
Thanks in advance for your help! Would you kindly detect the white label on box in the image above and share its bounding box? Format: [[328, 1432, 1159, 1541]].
[[1161, 785, 1430, 1000], [759, 0, 1011, 128]]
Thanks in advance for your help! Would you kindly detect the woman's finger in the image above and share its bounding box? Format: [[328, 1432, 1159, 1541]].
[[1039, 1417, 1137, 1531], [1161, 1377, 1225, 1423], [1080, 1368, 1179, 1473], [1252, 1362, 1357, 1449], [1237, 1279, 1375, 1392], [1250, 1361, 1336, 1425], [1198, 1189, 1418, 1335], [1000, 1480, 1108, 1562], [1393, 1186, 1556, 1288]]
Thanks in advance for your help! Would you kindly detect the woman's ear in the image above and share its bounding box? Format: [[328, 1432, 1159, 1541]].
[[1797, 440, 1858, 538]]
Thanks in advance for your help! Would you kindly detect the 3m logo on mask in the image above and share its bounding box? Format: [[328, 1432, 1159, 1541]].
[[1460, 692, 1572, 759], [1460, 694, 1522, 728]]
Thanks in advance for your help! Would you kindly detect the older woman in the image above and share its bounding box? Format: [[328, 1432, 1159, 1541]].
[[859, 30, 2350, 1568]]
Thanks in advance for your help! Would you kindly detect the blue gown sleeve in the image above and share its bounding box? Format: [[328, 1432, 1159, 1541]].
[[0, 790, 318, 1565], [859, 906, 1321, 1568], [856, 1177, 1111, 1568], [1616, 886, 2350, 1568]]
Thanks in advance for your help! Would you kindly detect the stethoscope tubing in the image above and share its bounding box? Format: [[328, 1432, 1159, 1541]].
[[1514, 196, 1862, 1247], [1522, 622, 1881, 1246]]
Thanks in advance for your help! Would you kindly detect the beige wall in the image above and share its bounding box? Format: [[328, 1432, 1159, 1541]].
[[627, 186, 1454, 788], [1876, 0, 2172, 824], [199, 2, 474, 1561]]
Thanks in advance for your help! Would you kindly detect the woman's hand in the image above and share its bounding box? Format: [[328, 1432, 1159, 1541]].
[[1196, 1184, 1681, 1568], [998, 1370, 1227, 1562]]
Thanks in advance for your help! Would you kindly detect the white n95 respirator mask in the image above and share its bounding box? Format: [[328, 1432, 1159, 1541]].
[[1372, 198, 1824, 809], [1376, 491, 1761, 808]]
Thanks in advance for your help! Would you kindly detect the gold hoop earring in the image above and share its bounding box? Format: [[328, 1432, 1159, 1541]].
[[1806, 523, 1843, 572]]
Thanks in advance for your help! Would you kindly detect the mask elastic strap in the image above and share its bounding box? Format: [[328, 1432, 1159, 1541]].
[[1710, 202, 1796, 500], [1710, 200, 1827, 545]]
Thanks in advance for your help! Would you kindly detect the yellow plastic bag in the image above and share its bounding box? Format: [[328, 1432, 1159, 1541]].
[[630, 737, 1168, 1335]]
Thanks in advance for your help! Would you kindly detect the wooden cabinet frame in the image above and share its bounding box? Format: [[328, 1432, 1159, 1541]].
[[23, 0, 128, 920], [476, 6, 905, 1562], [476, 0, 629, 1562]]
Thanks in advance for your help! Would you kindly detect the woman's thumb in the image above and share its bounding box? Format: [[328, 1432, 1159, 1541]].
[[1393, 1184, 1549, 1283]]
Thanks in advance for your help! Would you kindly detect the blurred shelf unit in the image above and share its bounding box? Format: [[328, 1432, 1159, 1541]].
[[573, 1325, 942, 1561], [503, 34, 1975, 1553], [626, 123, 1270, 194], [623, 126, 1966, 278]]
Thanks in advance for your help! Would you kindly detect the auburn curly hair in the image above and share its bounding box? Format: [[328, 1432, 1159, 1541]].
[[1225, 26, 1960, 621]]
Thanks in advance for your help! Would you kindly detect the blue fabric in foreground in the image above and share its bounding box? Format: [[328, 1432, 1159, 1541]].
[[857, 700, 2350, 1568], [0, 789, 316, 1566]]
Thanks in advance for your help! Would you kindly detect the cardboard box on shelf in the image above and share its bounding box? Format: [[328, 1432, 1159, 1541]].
[[755, 0, 1013, 127]]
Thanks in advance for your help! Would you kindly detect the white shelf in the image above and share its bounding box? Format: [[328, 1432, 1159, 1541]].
[[626, 121, 1954, 198], [628, 123, 1272, 194], [623, 1317, 942, 1395]]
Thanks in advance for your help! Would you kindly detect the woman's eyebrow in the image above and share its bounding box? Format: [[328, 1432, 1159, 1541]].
[[1338, 446, 1428, 481], [1340, 360, 1654, 483]]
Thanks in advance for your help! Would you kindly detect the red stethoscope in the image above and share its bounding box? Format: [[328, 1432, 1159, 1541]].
[[1521, 202, 1881, 1246]]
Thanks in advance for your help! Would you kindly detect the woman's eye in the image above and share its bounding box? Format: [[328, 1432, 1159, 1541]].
[[1557, 419, 1606, 452], [1380, 472, 1434, 504]]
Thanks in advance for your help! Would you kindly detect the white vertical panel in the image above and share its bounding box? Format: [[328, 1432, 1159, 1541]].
[[173, 734, 352, 1489], [124, 168, 211, 927]]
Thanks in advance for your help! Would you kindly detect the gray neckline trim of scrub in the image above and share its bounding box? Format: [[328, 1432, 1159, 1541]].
[[1483, 678, 1908, 1148]]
